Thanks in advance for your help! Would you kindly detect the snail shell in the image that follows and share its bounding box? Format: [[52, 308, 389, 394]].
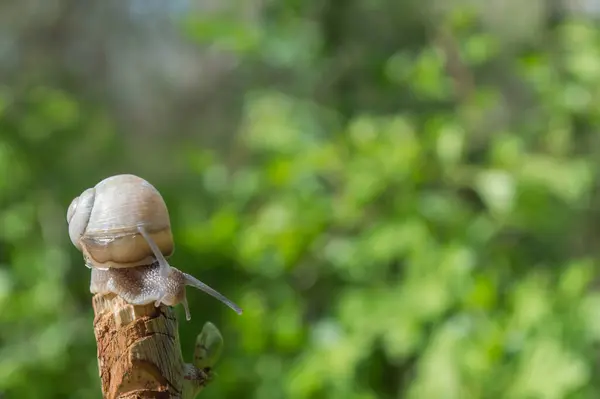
[[67, 174, 174, 269]]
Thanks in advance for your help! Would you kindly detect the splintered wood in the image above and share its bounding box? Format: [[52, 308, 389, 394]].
[[92, 294, 208, 399]]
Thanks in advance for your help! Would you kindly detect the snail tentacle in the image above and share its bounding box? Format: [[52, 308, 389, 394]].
[[183, 272, 243, 315]]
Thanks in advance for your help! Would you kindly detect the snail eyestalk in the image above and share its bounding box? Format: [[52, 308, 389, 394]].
[[183, 272, 243, 315], [138, 225, 171, 280]]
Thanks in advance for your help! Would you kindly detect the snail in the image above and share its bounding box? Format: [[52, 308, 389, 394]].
[[66, 174, 242, 320]]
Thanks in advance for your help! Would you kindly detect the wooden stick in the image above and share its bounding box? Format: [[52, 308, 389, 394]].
[[92, 293, 221, 399]]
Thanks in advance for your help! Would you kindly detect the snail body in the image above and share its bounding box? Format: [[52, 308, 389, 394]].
[[67, 174, 242, 320]]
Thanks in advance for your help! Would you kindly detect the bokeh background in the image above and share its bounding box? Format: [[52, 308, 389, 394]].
[[3, 0, 600, 398]]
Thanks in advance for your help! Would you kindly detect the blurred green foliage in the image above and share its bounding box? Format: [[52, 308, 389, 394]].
[[3, 3, 600, 399]]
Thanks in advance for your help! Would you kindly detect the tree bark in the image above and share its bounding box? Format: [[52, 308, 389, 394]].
[[92, 293, 219, 399]]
